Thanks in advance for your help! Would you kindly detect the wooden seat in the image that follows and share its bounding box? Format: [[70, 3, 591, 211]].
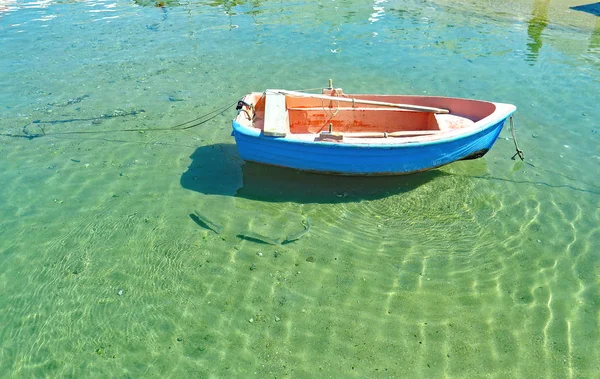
[[435, 114, 475, 131], [263, 91, 288, 137]]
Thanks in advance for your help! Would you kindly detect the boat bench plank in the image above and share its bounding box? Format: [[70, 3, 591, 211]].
[[263, 92, 288, 137]]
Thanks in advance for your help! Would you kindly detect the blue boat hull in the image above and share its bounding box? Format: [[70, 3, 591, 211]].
[[232, 116, 511, 176]]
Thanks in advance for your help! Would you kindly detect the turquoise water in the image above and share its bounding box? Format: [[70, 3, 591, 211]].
[[1, 0, 599, 377]]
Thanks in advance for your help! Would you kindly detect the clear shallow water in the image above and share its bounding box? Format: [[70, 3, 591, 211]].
[[1, 0, 599, 377]]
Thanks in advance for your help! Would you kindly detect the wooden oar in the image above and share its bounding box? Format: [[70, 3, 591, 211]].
[[318, 130, 443, 140], [267, 89, 450, 114], [348, 130, 443, 138]]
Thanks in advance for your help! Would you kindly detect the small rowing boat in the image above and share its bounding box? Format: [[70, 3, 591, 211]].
[[231, 82, 516, 175]]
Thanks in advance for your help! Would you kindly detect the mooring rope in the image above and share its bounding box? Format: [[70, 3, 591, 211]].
[[291, 87, 324, 93], [1, 100, 238, 140], [167, 101, 237, 130], [509, 115, 524, 161]]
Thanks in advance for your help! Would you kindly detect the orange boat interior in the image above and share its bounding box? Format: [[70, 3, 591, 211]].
[[237, 90, 497, 138]]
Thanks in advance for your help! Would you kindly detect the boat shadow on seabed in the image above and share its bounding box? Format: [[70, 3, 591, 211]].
[[180, 143, 445, 204]]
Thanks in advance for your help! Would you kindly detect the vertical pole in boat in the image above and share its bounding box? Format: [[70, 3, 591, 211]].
[[328, 79, 333, 89]]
